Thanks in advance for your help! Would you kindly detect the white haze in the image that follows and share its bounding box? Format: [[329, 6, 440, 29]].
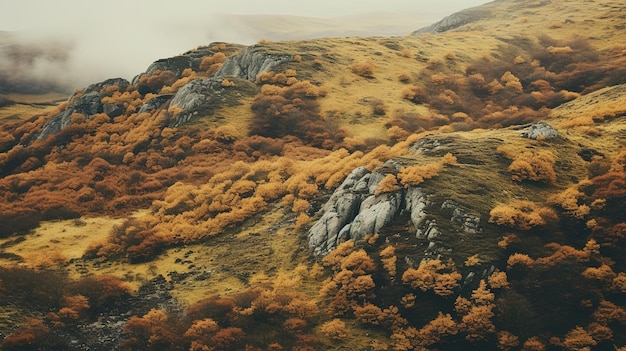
[[0, 0, 488, 91]]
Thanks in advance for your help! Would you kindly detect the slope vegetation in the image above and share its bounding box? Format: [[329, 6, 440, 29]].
[[0, 0, 625, 350]]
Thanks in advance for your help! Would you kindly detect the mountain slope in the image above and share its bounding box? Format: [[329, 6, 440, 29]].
[[0, 0, 625, 350]]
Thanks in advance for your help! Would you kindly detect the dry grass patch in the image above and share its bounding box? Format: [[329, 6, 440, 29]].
[[0, 216, 127, 267]]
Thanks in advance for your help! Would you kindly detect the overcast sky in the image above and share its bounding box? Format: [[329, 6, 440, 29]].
[[0, 0, 489, 89]]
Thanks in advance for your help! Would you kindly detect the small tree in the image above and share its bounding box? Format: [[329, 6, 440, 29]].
[[319, 319, 348, 340]]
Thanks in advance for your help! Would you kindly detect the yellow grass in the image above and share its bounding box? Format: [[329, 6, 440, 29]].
[[3, 92, 68, 104], [0, 92, 68, 121], [0, 103, 57, 122], [550, 85, 626, 159], [0, 216, 124, 266], [0, 203, 311, 305]]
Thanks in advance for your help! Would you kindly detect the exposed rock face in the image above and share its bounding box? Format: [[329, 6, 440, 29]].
[[38, 91, 102, 139], [170, 78, 222, 112], [168, 77, 227, 127], [166, 45, 289, 127], [145, 56, 193, 78], [138, 94, 174, 114], [350, 191, 403, 241], [308, 160, 435, 256], [216, 45, 293, 81], [103, 103, 125, 118], [308, 161, 483, 257], [307, 167, 370, 256], [413, 7, 489, 34], [405, 186, 428, 229], [37, 44, 291, 138], [520, 121, 559, 140], [441, 200, 482, 234], [37, 78, 130, 140]]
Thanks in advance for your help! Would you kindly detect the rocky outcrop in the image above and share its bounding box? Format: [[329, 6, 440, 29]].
[[307, 167, 371, 256], [350, 191, 403, 241], [85, 78, 131, 95], [38, 44, 292, 136], [165, 45, 288, 127], [103, 103, 125, 118], [216, 45, 293, 81], [167, 77, 227, 127], [405, 186, 428, 229], [138, 94, 174, 114], [170, 78, 222, 112], [145, 56, 193, 78], [37, 78, 130, 140], [37, 91, 102, 139], [413, 7, 489, 35], [520, 121, 559, 140], [131, 44, 245, 85], [308, 161, 483, 257], [441, 200, 482, 234]]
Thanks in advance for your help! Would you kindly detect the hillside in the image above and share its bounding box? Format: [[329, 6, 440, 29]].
[[0, 0, 625, 350]]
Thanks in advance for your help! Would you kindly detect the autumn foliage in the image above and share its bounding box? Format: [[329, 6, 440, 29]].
[[498, 146, 558, 184], [489, 200, 558, 230], [119, 270, 322, 350], [1, 12, 626, 351], [401, 259, 462, 297], [250, 77, 344, 148]]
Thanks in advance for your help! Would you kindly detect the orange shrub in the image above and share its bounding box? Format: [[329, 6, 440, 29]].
[[351, 62, 375, 78], [562, 326, 596, 351], [199, 52, 227, 74], [397, 153, 456, 187], [401, 85, 428, 104], [138, 70, 177, 94], [522, 337, 545, 351], [1, 318, 51, 351], [507, 253, 534, 268], [461, 305, 495, 342], [417, 312, 459, 347], [319, 319, 348, 340], [250, 80, 342, 149], [380, 246, 397, 281], [375, 174, 400, 195], [508, 150, 557, 184], [488, 271, 510, 289], [498, 331, 520, 351], [489, 200, 558, 230], [401, 259, 461, 296], [398, 72, 411, 83]]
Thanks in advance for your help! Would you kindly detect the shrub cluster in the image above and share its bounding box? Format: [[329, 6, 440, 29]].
[[396, 35, 626, 135]]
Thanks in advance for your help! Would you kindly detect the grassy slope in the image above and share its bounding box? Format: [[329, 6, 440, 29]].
[[1, 0, 624, 298], [0, 0, 625, 348]]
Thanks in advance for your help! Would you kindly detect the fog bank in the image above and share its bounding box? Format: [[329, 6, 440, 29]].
[[0, 0, 488, 93]]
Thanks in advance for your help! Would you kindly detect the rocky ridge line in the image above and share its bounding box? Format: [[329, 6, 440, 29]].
[[36, 45, 292, 139]]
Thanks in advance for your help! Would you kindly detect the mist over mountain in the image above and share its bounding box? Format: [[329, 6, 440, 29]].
[[0, 11, 431, 94]]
